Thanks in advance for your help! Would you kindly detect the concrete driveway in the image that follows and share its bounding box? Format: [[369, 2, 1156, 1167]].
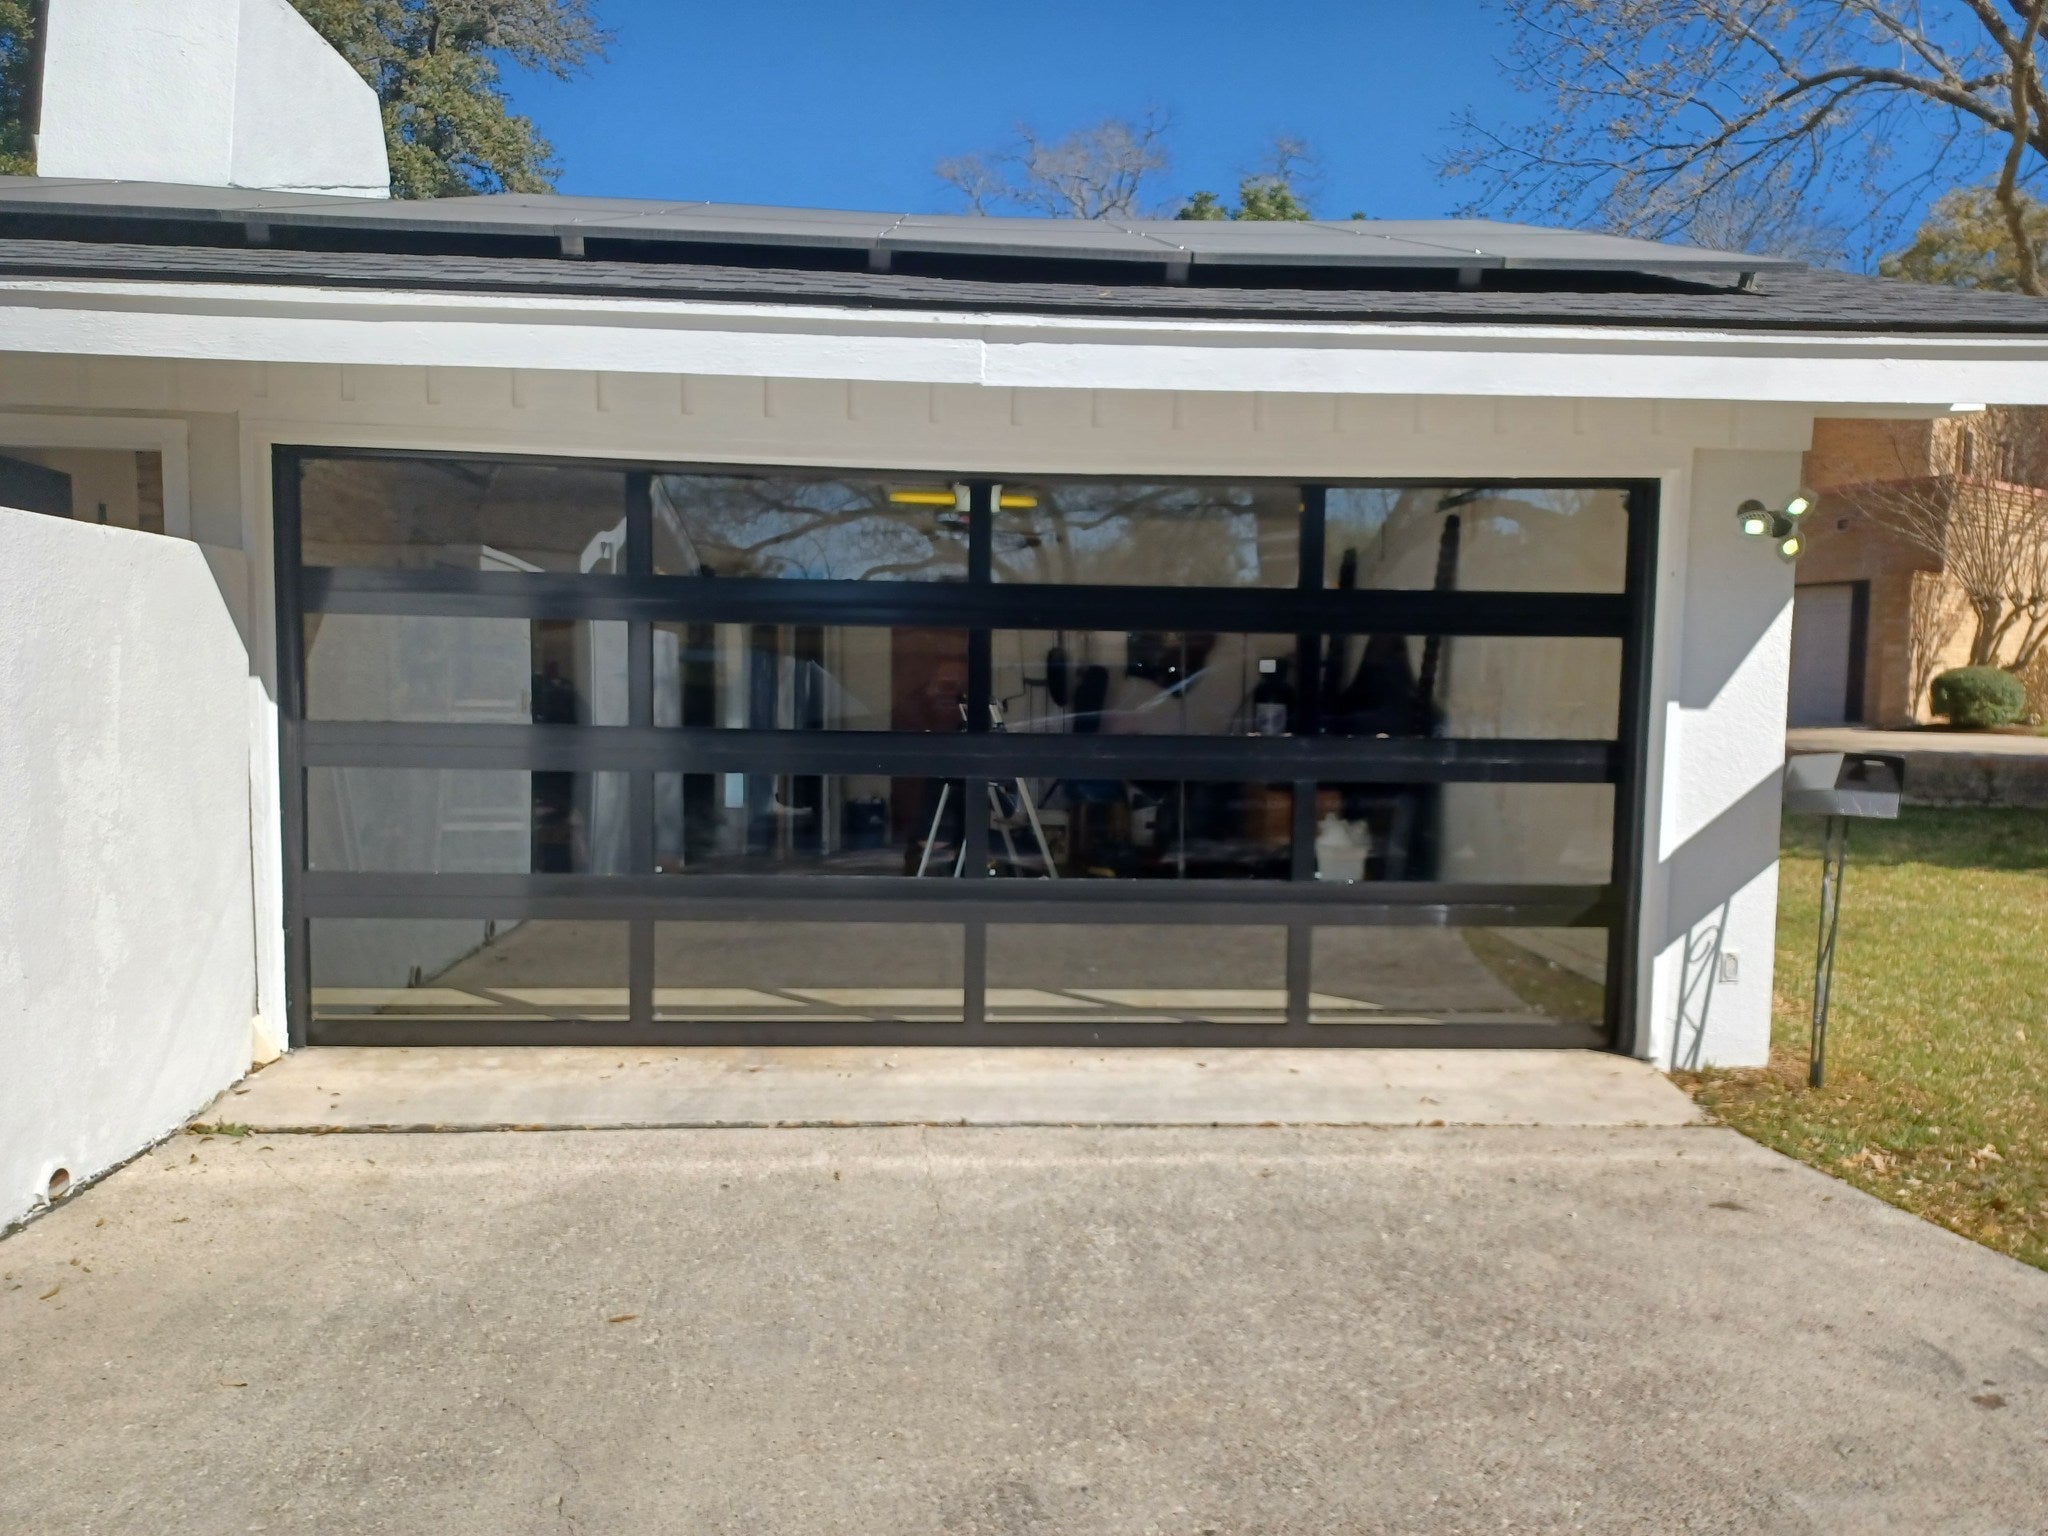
[[5, 1117, 2046, 1533]]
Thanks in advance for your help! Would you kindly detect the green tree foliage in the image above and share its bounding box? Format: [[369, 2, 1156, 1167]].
[[1177, 136, 1317, 221], [0, 0, 36, 175], [1175, 175, 1313, 222], [1883, 185, 2048, 292], [289, 0, 607, 198]]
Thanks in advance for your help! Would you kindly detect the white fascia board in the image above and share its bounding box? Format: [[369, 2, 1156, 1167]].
[[1, 277, 2046, 406]]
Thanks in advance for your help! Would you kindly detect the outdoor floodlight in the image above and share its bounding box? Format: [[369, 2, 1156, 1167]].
[[1736, 493, 1813, 563]]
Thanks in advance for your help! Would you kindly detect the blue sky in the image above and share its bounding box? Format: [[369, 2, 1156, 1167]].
[[508, 1, 1517, 218]]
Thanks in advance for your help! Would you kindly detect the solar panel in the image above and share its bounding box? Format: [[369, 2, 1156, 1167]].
[[0, 176, 1803, 276]]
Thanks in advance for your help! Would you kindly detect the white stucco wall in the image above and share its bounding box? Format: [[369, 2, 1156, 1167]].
[[0, 508, 257, 1228], [37, 0, 388, 196], [1638, 450, 1803, 1069]]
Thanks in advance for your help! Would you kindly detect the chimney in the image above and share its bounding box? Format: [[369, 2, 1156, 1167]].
[[33, 0, 390, 197]]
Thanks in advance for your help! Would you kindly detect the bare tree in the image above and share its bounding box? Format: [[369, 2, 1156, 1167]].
[[1446, 2, 2048, 283], [1865, 409, 2048, 673], [936, 111, 1172, 219], [1907, 569, 1969, 714]]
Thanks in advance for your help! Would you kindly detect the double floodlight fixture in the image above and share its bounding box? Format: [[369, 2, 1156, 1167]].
[[1736, 492, 1814, 563]]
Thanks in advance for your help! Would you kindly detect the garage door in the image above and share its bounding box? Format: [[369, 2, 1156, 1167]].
[[1789, 583, 1865, 727], [280, 451, 1655, 1049]]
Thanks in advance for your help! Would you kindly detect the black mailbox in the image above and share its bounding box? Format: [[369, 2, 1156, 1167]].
[[1783, 752, 1905, 819], [1781, 751, 1906, 1088]]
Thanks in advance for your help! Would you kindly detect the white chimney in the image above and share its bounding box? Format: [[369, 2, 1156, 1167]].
[[35, 0, 390, 197]]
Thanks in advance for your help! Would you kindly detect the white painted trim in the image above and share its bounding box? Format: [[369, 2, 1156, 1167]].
[[0, 278, 2042, 406], [0, 411, 192, 537], [240, 410, 1711, 482]]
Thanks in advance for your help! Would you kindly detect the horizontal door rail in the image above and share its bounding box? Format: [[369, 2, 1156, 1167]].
[[299, 871, 1617, 927], [300, 723, 1620, 782], [309, 1018, 1612, 1051], [302, 568, 1631, 637]]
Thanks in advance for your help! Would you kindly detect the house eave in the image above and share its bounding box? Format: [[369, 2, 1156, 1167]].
[[1, 273, 2044, 409]]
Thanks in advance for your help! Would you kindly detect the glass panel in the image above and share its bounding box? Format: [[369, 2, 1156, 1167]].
[[1316, 634, 1621, 740], [1311, 783, 1613, 884], [1311, 927, 1608, 1026], [305, 615, 628, 724], [656, 773, 963, 875], [309, 918, 629, 1025], [1323, 486, 1628, 593], [0, 446, 164, 532], [654, 623, 969, 732], [654, 921, 963, 1021], [986, 924, 1288, 1024], [992, 630, 1301, 737], [308, 769, 631, 874], [651, 472, 968, 580], [996, 779, 1291, 879], [993, 481, 1300, 586], [299, 456, 630, 572]]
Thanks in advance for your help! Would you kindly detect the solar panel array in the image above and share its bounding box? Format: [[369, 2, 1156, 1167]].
[[0, 177, 1801, 278]]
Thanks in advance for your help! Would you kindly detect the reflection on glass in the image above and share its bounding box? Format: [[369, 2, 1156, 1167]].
[[1311, 783, 1613, 883], [998, 779, 1290, 879], [1324, 486, 1627, 594], [309, 918, 630, 1024], [992, 631, 1300, 737], [654, 772, 1288, 880], [308, 769, 631, 874], [652, 473, 968, 580], [656, 773, 955, 875], [0, 446, 166, 532], [299, 457, 630, 572], [1311, 927, 1607, 1024], [655, 922, 963, 1021], [654, 623, 968, 732], [305, 614, 628, 724], [1316, 633, 1621, 740], [993, 481, 1299, 586], [985, 924, 1288, 1023]]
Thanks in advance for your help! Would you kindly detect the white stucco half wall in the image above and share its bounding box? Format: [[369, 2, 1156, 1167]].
[[0, 508, 257, 1229], [36, 0, 389, 196]]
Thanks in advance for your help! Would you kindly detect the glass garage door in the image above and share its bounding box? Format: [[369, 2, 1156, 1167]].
[[279, 452, 1653, 1048]]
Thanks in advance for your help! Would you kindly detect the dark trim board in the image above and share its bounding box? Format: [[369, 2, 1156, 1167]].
[[311, 1018, 1611, 1051], [277, 448, 1659, 1050]]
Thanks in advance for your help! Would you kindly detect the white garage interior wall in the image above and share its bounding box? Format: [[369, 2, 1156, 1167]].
[[0, 508, 258, 1228]]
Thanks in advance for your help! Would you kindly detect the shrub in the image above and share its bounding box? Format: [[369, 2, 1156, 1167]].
[[1930, 666, 2027, 729]]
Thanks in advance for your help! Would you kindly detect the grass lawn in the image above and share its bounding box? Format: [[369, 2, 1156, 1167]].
[[1681, 808, 2048, 1271]]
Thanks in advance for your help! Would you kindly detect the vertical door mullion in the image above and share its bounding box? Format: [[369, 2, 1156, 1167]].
[[1606, 482, 1660, 1056], [963, 482, 994, 1017], [626, 473, 655, 1028], [274, 448, 312, 1047], [1288, 486, 1327, 1027]]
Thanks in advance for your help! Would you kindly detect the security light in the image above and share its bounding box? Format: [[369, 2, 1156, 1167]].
[[1736, 493, 1814, 563]]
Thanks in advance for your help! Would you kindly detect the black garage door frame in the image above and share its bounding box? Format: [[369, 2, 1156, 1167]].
[[275, 447, 1660, 1051]]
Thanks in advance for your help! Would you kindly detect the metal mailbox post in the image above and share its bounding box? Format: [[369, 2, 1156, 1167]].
[[1782, 753, 1906, 1087]]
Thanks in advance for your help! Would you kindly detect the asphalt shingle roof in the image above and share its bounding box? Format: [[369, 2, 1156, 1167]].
[[1, 178, 2047, 335], [5, 236, 2048, 334]]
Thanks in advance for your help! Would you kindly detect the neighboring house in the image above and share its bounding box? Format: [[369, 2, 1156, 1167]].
[[11, 0, 2048, 1223], [1794, 414, 2048, 725]]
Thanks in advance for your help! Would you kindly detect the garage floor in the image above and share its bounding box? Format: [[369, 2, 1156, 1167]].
[[4, 1119, 2045, 1533]]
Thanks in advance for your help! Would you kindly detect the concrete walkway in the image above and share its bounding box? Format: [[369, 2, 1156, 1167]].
[[4, 1123, 2045, 1533], [205, 1046, 1702, 1130], [1789, 725, 2048, 757], [1788, 725, 2048, 808]]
